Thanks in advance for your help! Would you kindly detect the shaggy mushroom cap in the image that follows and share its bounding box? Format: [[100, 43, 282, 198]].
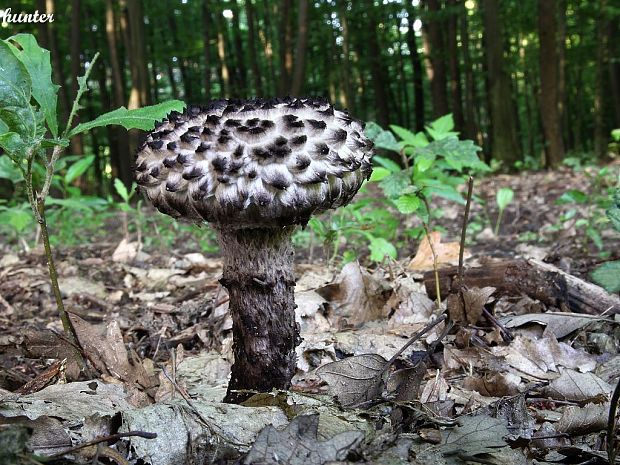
[[135, 97, 373, 228]]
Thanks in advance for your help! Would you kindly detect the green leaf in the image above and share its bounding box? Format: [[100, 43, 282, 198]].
[[557, 189, 588, 204], [365, 122, 400, 152], [0, 154, 23, 183], [390, 125, 429, 148], [378, 170, 411, 198], [47, 197, 95, 211], [394, 194, 421, 214], [369, 237, 397, 262], [0, 208, 32, 232], [64, 155, 95, 184], [0, 40, 37, 141], [68, 100, 186, 137], [496, 187, 514, 211], [414, 148, 436, 172], [114, 178, 129, 202], [0, 131, 26, 155], [591, 260, 620, 293], [586, 227, 603, 250], [612, 129, 620, 142], [422, 185, 466, 205], [373, 156, 401, 173], [7, 34, 59, 137], [426, 114, 458, 140], [368, 167, 391, 182], [607, 189, 620, 232]]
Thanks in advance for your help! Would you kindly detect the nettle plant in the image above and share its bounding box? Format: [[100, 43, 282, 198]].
[[0, 33, 184, 341], [330, 115, 490, 261]]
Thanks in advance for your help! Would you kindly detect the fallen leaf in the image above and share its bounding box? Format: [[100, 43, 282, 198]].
[[244, 414, 364, 465], [112, 239, 138, 263], [544, 369, 612, 402], [408, 231, 467, 271], [556, 402, 610, 435], [447, 286, 496, 325], [499, 312, 596, 339]]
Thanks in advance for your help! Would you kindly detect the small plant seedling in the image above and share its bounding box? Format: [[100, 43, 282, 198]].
[[591, 188, 620, 293], [494, 187, 514, 235]]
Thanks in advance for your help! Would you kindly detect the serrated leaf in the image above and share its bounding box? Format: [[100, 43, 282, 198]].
[[373, 155, 401, 173], [496, 187, 514, 211], [369, 237, 397, 261], [64, 155, 94, 184], [422, 185, 466, 204], [114, 178, 129, 202], [414, 148, 436, 172], [0, 131, 26, 156], [0, 40, 37, 141], [394, 194, 421, 214], [378, 170, 411, 198], [368, 167, 391, 182], [68, 100, 186, 137], [7, 34, 59, 137], [557, 189, 588, 204], [426, 114, 458, 140], [0, 154, 23, 183], [390, 124, 430, 149], [591, 261, 620, 293], [365, 122, 400, 152]]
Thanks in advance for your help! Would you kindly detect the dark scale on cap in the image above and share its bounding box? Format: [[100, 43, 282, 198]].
[[295, 155, 311, 170], [188, 106, 202, 116], [314, 143, 330, 156], [147, 140, 164, 150], [330, 128, 348, 143], [149, 166, 160, 178], [291, 135, 307, 146], [217, 175, 230, 184], [261, 120, 275, 129], [229, 160, 244, 174], [248, 170, 257, 179], [249, 126, 266, 135], [206, 115, 221, 125], [212, 156, 228, 173], [195, 142, 210, 153], [225, 119, 242, 127], [307, 119, 327, 130], [166, 181, 179, 192], [319, 106, 335, 116], [181, 132, 199, 143], [283, 114, 305, 129], [188, 126, 201, 133], [237, 126, 250, 133], [167, 141, 178, 150], [152, 128, 174, 138], [246, 118, 260, 127], [163, 157, 177, 168], [233, 145, 245, 158], [267, 174, 291, 190], [269, 144, 292, 158], [177, 153, 191, 164], [202, 127, 214, 136], [182, 167, 203, 180], [253, 147, 270, 160], [255, 192, 271, 206], [135, 161, 147, 172], [274, 136, 288, 146], [218, 135, 232, 144], [220, 129, 230, 136]]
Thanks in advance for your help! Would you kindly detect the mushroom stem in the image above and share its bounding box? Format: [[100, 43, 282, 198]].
[[217, 226, 300, 403]]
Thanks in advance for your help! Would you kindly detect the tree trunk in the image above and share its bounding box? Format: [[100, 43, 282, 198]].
[[460, 1, 478, 142], [447, 0, 464, 131], [105, 0, 132, 188], [44, 0, 69, 123], [408, 10, 425, 133], [231, 0, 246, 96], [278, 0, 294, 95], [219, 227, 300, 404], [365, 0, 390, 127], [609, 18, 620, 128], [482, 0, 521, 167], [593, 1, 608, 160], [423, 0, 450, 118], [168, 14, 193, 102], [557, 0, 568, 148], [260, 0, 278, 95], [245, 0, 263, 96], [291, 0, 310, 96], [215, 3, 230, 98], [337, 0, 355, 113], [202, 0, 212, 100], [69, 0, 84, 156], [538, 0, 565, 168]]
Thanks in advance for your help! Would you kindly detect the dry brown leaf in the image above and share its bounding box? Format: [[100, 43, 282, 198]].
[[556, 402, 610, 435], [408, 231, 467, 271], [463, 372, 522, 397], [544, 369, 612, 402], [447, 286, 496, 325]]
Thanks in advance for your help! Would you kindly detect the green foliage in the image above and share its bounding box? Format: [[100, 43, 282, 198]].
[[591, 188, 620, 293], [494, 187, 514, 235]]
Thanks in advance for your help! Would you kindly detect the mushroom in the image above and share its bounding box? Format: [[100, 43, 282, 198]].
[[135, 97, 373, 403]]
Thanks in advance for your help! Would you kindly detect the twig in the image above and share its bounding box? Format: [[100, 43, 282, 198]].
[[421, 213, 441, 310], [48, 431, 156, 459], [458, 176, 474, 282], [482, 307, 513, 342], [608, 377, 620, 465]]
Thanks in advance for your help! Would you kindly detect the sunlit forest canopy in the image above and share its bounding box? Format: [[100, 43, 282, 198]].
[[1, 0, 619, 192]]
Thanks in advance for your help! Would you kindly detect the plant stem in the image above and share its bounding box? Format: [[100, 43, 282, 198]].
[[36, 197, 79, 346], [422, 196, 441, 311], [494, 209, 504, 236], [458, 176, 474, 281]]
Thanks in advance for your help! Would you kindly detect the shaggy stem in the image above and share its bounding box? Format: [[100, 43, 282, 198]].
[[218, 226, 301, 404]]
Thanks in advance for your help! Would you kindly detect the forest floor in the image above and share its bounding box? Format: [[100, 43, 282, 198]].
[[1, 164, 620, 465]]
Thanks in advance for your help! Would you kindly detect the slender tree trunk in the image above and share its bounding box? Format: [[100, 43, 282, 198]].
[[482, 0, 521, 167], [44, 0, 69, 123], [594, 1, 608, 160], [166, 62, 179, 99], [423, 0, 450, 118], [69, 0, 84, 156], [408, 11, 425, 132], [278, 0, 294, 95], [245, 0, 263, 96], [538, 0, 565, 167], [337, 0, 355, 112], [460, 1, 477, 142], [260, 0, 278, 95], [291, 0, 310, 96], [202, 0, 212, 100], [447, 0, 464, 131], [105, 0, 132, 188], [230, 0, 246, 96], [557, 0, 568, 148], [365, 0, 390, 126], [215, 10, 230, 97], [608, 17, 620, 128], [397, 28, 410, 129], [168, 15, 193, 102]]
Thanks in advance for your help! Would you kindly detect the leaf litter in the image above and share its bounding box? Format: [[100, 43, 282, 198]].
[[1, 169, 620, 464]]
